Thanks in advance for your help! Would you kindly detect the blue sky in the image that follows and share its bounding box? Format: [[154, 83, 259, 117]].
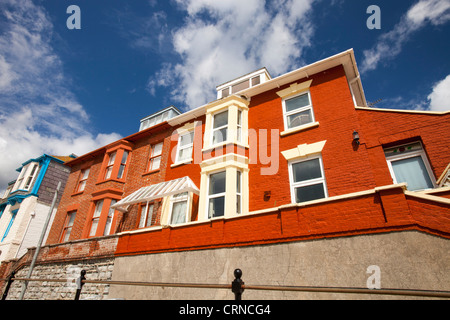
[[0, 0, 449, 188]]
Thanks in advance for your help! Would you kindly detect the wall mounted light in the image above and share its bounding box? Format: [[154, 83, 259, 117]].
[[353, 131, 360, 145]]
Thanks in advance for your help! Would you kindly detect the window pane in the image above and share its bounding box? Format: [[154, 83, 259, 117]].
[[236, 195, 241, 214], [209, 196, 225, 218], [285, 93, 310, 113], [213, 128, 228, 144], [391, 156, 434, 191], [78, 180, 86, 192], [180, 132, 194, 147], [117, 164, 126, 179], [146, 204, 154, 227], [287, 109, 312, 128], [236, 171, 241, 193], [93, 200, 103, 218], [108, 152, 116, 165], [232, 80, 249, 93], [153, 143, 163, 156], [63, 228, 72, 242], [295, 183, 325, 203], [171, 201, 187, 224], [222, 88, 230, 98], [209, 171, 226, 195], [89, 219, 99, 237], [251, 76, 260, 86], [213, 111, 228, 129], [105, 167, 113, 179], [292, 159, 322, 183], [121, 151, 129, 164], [150, 156, 161, 171], [178, 146, 193, 162]]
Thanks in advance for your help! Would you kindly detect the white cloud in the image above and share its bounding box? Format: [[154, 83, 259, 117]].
[[0, 0, 121, 190], [147, 0, 316, 109], [361, 0, 450, 73], [428, 74, 450, 111]]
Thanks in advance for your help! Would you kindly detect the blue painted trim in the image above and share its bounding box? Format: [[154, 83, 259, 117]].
[[31, 157, 51, 195], [1, 209, 18, 242]]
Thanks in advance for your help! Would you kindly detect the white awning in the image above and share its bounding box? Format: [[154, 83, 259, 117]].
[[111, 176, 199, 212]]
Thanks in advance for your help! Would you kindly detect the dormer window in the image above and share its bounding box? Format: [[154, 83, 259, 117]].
[[12, 162, 40, 192], [217, 68, 271, 99]]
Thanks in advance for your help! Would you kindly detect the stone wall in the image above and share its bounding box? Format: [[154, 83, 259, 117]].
[[109, 231, 450, 300], [5, 258, 114, 300]]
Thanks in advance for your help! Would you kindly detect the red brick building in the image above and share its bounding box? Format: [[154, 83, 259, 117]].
[[2, 49, 449, 300]]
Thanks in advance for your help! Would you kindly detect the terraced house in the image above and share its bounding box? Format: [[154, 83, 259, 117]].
[[1, 49, 449, 300]]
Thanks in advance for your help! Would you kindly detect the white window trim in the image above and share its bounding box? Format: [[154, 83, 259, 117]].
[[167, 192, 191, 225], [148, 142, 163, 171], [174, 131, 194, 165], [236, 170, 242, 214], [282, 91, 315, 132], [210, 110, 229, 147], [139, 202, 155, 228], [385, 143, 436, 190], [288, 155, 328, 204], [12, 162, 39, 192], [206, 170, 227, 219]]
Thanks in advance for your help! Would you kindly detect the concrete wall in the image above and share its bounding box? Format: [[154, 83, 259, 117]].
[[108, 231, 450, 300]]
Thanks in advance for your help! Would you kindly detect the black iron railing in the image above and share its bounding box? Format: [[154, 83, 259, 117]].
[[2, 268, 450, 300]]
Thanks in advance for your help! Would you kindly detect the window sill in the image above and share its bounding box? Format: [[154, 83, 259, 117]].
[[71, 190, 85, 197], [142, 169, 161, 176], [171, 159, 193, 168], [96, 178, 126, 185], [202, 141, 249, 153], [280, 122, 319, 137]]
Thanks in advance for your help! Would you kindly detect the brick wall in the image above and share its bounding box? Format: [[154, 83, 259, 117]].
[[248, 65, 376, 212]]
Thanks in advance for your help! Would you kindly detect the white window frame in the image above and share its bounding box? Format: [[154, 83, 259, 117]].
[[175, 131, 194, 164], [385, 142, 436, 191], [168, 192, 190, 225], [206, 170, 227, 219], [211, 110, 229, 146], [236, 170, 242, 214], [77, 168, 90, 193], [282, 91, 315, 131], [103, 200, 117, 236], [89, 199, 104, 237], [139, 202, 155, 228], [104, 152, 117, 180], [12, 162, 40, 192], [148, 142, 163, 171], [288, 155, 328, 204]]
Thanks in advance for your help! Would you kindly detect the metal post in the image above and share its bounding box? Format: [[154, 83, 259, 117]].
[[1, 271, 16, 301], [231, 269, 245, 300], [74, 270, 86, 300], [19, 182, 61, 300]]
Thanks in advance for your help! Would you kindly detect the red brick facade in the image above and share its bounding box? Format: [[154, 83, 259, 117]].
[[29, 51, 450, 258]]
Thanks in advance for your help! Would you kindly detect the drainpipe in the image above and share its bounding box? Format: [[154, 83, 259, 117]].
[[14, 211, 36, 259], [19, 181, 61, 300]]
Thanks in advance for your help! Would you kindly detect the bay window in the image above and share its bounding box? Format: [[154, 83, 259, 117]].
[[100, 142, 132, 182]]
